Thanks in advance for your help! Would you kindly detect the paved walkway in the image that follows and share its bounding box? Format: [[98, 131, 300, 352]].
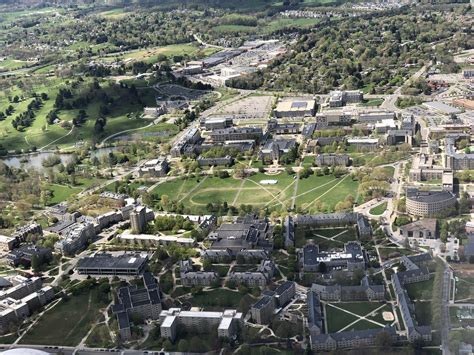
[[325, 303, 389, 333]]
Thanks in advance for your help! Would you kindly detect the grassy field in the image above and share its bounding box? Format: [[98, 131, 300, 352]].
[[189, 289, 255, 312], [414, 301, 432, 326], [295, 226, 358, 248], [369, 201, 387, 216], [0, 77, 157, 151], [106, 43, 219, 64], [359, 98, 384, 107], [325, 305, 360, 333], [326, 302, 391, 332], [405, 278, 434, 300], [20, 287, 108, 346], [45, 184, 82, 205], [334, 302, 385, 317], [85, 323, 114, 348], [153, 172, 359, 214]]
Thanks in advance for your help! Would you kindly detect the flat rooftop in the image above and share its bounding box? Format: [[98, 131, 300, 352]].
[[276, 99, 315, 112], [76, 253, 148, 270]]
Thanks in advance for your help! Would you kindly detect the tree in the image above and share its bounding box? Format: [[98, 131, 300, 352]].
[[31, 254, 40, 273], [318, 262, 327, 273], [375, 331, 393, 348], [202, 258, 212, 271], [177, 339, 189, 352]]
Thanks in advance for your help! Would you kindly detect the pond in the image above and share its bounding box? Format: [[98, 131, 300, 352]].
[[0, 147, 118, 171]]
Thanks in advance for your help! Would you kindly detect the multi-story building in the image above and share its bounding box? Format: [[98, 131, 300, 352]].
[[267, 119, 301, 134], [358, 111, 395, 123], [54, 222, 95, 255], [392, 272, 432, 343], [237, 250, 269, 263], [0, 235, 17, 252], [209, 127, 263, 143], [274, 98, 316, 118], [76, 252, 148, 276], [250, 281, 296, 324], [397, 267, 431, 285], [209, 215, 273, 255], [314, 154, 349, 167], [6, 245, 52, 268], [406, 188, 457, 217], [311, 276, 384, 302], [11, 223, 42, 242], [274, 281, 296, 307], [315, 110, 352, 127], [259, 139, 297, 163], [144, 105, 167, 118], [159, 308, 242, 341], [400, 253, 432, 271], [311, 326, 397, 351], [386, 129, 414, 146], [328, 90, 363, 107], [0, 276, 42, 301], [444, 136, 474, 171], [228, 272, 268, 287], [179, 259, 219, 287], [400, 220, 438, 239], [112, 272, 162, 340], [201, 249, 232, 263], [0, 278, 54, 334], [284, 216, 295, 248], [299, 242, 367, 272], [250, 295, 275, 324], [409, 154, 445, 182], [307, 289, 323, 338], [170, 127, 202, 158], [463, 69, 474, 79], [197, 155, 234, 167], [202, 116, 233, 130], [347, 137, 379, 152], [137, 158, 169, 177], [130, 206, 147, 234]]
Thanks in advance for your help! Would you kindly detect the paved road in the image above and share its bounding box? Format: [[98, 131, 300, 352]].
[[0, 344, 164, 355], [380, 64, 428, 112], [440, 265, 453, 355]]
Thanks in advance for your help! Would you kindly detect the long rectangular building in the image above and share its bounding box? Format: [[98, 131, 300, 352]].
[[76, 253, 148, 276]]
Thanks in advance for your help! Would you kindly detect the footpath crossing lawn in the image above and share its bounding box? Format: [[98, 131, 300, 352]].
[[153, 172, 359, 214], [325, 305, 359, 333], [20, 287, 108, 346]]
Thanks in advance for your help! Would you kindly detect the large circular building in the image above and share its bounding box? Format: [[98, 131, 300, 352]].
[[406, 188, 457, 217]]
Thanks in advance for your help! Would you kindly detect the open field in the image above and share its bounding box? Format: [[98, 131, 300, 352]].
[[295, 226, 358, 248], [0, 77, 158, 151], [153, 172, 359, 214], [326, 302, 392, 333], [45, 184, 82, 205], [20, 286, 109, 346], [101, 43, 219, 64], [325, 305, 359, 333]]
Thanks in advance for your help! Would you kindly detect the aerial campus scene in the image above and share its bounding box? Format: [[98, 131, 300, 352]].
[[0, 0, 472, 355]]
